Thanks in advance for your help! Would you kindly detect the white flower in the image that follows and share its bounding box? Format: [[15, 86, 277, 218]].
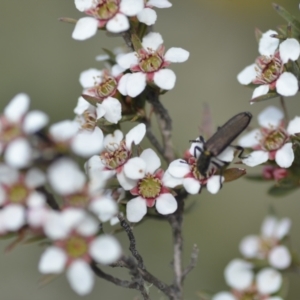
[[221, 259, 282, 298], [122, 148, 177, 222], [85, 124, 146, 190], [239, 215, 291, 269], [0, 164, 46, 231], [39, 209, 122, 295], [49, 118, 104, 158], [166, 139, 234, 195], [0, 94, 48, 168], [117, 32, 189, 97], [239, 106, 298, 168], [237, 30, 300, 99], [73, 0, 144, 40], [136, 0, 172, 26], [224, 259, 253, 291], [78, 66, 124, 124]]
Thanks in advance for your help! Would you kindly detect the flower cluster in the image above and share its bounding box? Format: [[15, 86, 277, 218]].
[[237, 30, 300, 101], [212, 214, 293, 300]]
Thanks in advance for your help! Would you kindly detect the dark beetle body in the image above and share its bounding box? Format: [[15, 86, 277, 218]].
[[196, 112, 252, 176]]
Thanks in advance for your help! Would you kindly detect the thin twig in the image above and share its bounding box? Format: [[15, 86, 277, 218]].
[[118, 213, 145, 269], [168, 190, 187, 300], [181, 244, 199, 283], [144, 119, 165, 158], [279, 96, 289, 125], [36, 186, 60, 211], [145, 86, 175, 163], [91, 262, 139, 289], [121, 256, 150, 299], [122, 256, 171, 297]]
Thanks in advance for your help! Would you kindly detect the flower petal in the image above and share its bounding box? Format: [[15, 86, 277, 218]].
[[258, 30, 279, 56], [104, 129, 123, 147], [106, 13, 130, 33], [125, 123, 146, 149], [79, 68, 102, 88], [119, 0, 144, 16], [164, 47, 190, 63], [137, 8, 157, 26], [276, 72, 299, 97], [4, 93, 30, 122], [23, 110, 48, 134], [72, 17, 98, 41], [224, 259, 253, 290], [117, 170, 137, 190], [100, 97, 122, 124], [90, 234, 122, 264], [71, 127, 104, 157], [124, 157, 146, 179], [167, 159, 190, 178], [252, 84, 269, 99], [237, 64, 256, 85], [47, 158, 86, 195], [279, 38, 300, 63], [89, 196, 118, 222], [67, 260, 94, 295], [155, 193, 177, 215], [75, 0, 95, 12], [49, 120, 79, 142], [39, 246, 67, 273], [287, 116, 300, 135], [2, 204, 25, 231], [276, 218, 291, 239], [126, 196, 147, 222], [258, 106, 283, 128], [242, 150, 269, 167], [4, 138, 31, 169], [140, 148, 161, 173], [206, 175, 223, 194], [239, 235, 260, 258], [268, 245, 291, 269], [162, 170, 184, 188], [142, 32, 163, 50], [154, 69, 176, 90], [256, 268, 282, 294], [116, 53, 138, 70], [183, 177, 201, 194], [126, 73, 147, 97], [147, 0, 172, 8], [261, 216, 277, 237], [275, 143, 294, 168], [212, 292, 236, 300]]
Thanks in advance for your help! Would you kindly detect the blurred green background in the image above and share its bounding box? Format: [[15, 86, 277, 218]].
[[1, 1, 300, 299]]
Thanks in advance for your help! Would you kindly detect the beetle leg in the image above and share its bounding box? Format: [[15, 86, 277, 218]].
[[230, 145, 247, 159], [193, 146, 203, 158]]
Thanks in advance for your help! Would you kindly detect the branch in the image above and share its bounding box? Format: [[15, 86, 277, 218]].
[[181, 244, 199, 283], [144, 119, 165, 158], [145, 86, 175, 163], [91, 262, 138, 289], [168, 190, 187, 300], [118, 213, 145, 269], [36, 186, 60, 211], [122, 256, 171, 297]]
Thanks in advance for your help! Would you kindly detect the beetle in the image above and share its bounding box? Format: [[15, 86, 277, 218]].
[[191, 112, 252, 177]]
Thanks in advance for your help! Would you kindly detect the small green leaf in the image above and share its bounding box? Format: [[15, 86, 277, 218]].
[[81, 94, 99, 107], [272, 3, 300, 33], [268, 184, 298, 197], [58, 17, 77, 24], [250, 92, 278, 103], [245, 175, 264, 181], [255, 28, 263, 43], [131, 34, 143, 52]]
